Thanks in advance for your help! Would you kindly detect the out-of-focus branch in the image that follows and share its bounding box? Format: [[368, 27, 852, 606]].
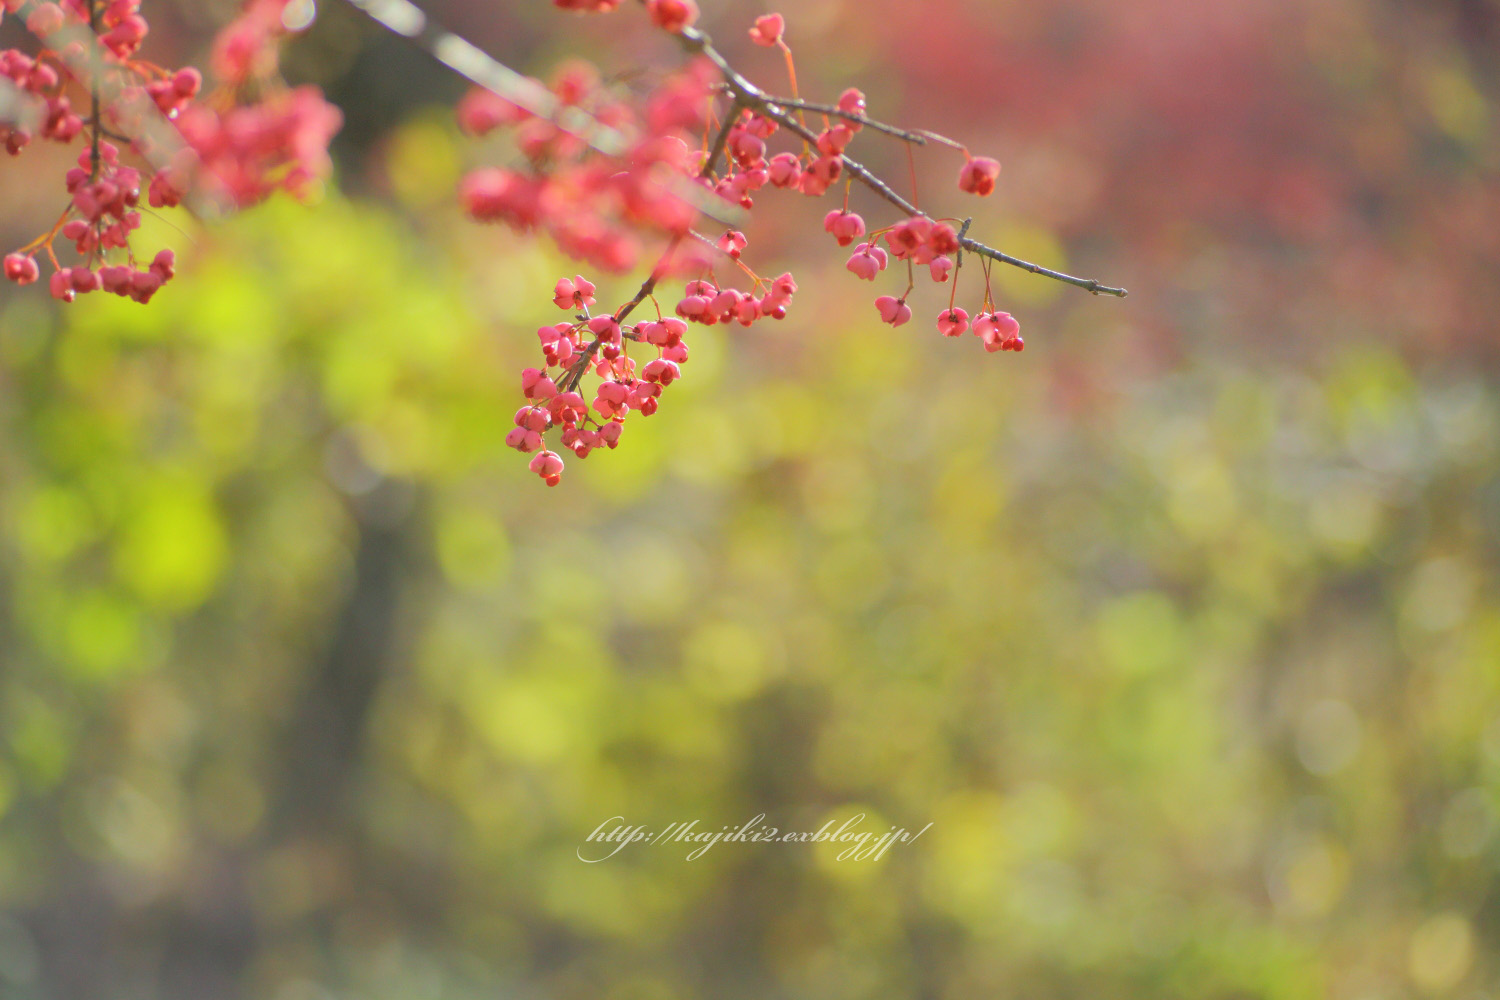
[[338, 0, 741, 226]]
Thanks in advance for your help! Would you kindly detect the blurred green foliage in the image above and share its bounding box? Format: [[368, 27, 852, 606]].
[[0, 162, 1496, 997]]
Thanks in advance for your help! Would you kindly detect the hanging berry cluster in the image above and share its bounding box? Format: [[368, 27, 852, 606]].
[[469, 2, 1124, 485], [506, 258, 800, 485], [1, 0, 341, 302]]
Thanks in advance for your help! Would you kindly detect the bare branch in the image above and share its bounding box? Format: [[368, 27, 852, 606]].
[[755, 95, 929, 145]]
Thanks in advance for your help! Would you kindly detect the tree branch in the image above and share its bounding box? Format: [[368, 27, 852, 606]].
[[339, 2, 1126, 298], [754, 94, 929, 145], [677, 25, 1128, 299]]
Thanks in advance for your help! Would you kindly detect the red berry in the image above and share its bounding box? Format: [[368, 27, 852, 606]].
[[3, 253, 39, 285], [748, 13, 784, 46], [874, 295, 912, 327], [958, 156, 1001, 196], [646, 0, 697, 33], [528, 450, 564, 486], [937, 308, 969, 337]]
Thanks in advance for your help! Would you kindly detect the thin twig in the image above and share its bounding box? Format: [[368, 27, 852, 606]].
[[757, 95, 927, 145]]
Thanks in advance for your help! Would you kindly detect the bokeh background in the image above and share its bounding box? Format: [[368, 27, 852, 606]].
[[1, 0, 1499, 997]]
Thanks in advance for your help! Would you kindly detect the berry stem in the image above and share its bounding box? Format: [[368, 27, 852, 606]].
[[950, 217, 971, 309]]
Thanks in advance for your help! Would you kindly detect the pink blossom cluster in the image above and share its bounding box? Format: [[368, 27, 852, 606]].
[[1, 0, 341, 301], [458, 59, 717, 274]]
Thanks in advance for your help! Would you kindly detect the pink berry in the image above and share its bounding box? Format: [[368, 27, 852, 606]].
[[150, 248, 175, 280], [958, 156, 1001, 196], [886, 216, 934, 259], [49, 269, 75, 302], [748, 13, 784, 46], [173, 67, 203, 98], [528, 450, 564, 486], [505, 426, 542, 452], [976, 311, 1021, 351], [646, 0, 697, 33], [25, 2, 64, 36], [128, 270, 162, 304], [823, 209, 866, 247], [836, 88, 866, 123], [937, 307, 969, 337], [99, 265, 132, 295], [845, 243, 888, 281], [816, 125, 854, 156], [521, 367, 559, 399], [643, 358, 682, 385], [586, 315, 621, 344], [767, 152, 801, 188], [3, 253, 38, 285], [929, 223, 961, 255], [716, 230, 747, 259], [547, 392, 588, 426], [70, 267, 100, 293], [799, 155, 842, 195], [553, 276, 590, 310], [874, 295, 912, 327]]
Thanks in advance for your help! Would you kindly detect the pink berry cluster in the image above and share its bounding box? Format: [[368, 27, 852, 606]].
[[507, 252, 799, 486], [211, 0, 301, 84], [487, 3, 1034, 486], [156, 87, 342, 210], [1, 0, 340, 301], [10, 140, 178, 302], [841, 212, 1023, 351], [0, 35, 83, 154], [159, 0, 342, 209], [711, 97, 859, 209], [0, 0, 153, 157], [1, 0, 198, 300], [457, 58, 715, 274]]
